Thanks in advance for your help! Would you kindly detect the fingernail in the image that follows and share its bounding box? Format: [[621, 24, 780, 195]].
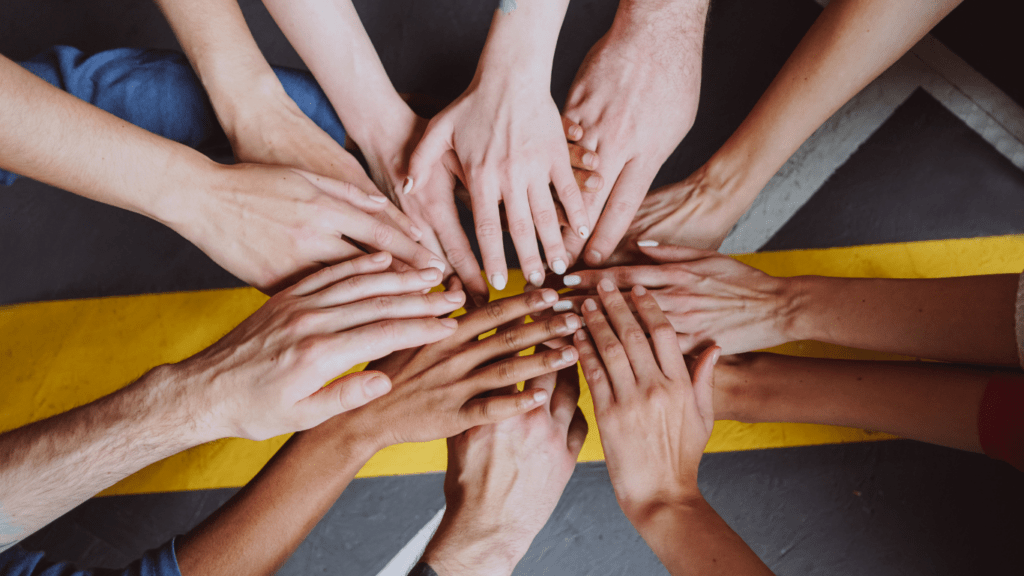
[[565, 315, 581, 331], [490, 273, 507, 291], [371, 252, 389, 263], [571, 126, 583, 139], [551, 259, 567, 275], [429, 259, 446, 273], [369, 194, 388, 203], [711, 347, 722, 365], [560, 347, 576, 364], [563, 275, 581, 287], [364, 376, 391, 397], [410, 225, 424, 240], [420, 268, 441, 281], [598, 278, 615, 293], [402, 177, 414, 194], [585, 175, 601, 190], [553, 300, 573, 312], [582, 298, 597, 312], [578, 226, 590, 239], [541, 289, 558, 304], [574, 328, 586, 341], [637, 240, 659, 247], [532, 390, 549, 403], [587, 250, 602, 263], [583, 152, 596, 167], [444, 290, 465, 303], [439, 318, 458, 329], [528, 271, 544, 287], [633, 285, 647, 296]]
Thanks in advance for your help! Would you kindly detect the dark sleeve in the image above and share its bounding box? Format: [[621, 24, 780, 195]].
[[0, 538, 181, 576], [407, 561, 440, 576]]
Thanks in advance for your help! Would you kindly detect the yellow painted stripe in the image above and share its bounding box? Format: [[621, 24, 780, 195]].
[[1, 234, 1022, 495]]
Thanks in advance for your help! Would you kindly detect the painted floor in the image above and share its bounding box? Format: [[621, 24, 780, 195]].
[[2, 0, 1023, 574]]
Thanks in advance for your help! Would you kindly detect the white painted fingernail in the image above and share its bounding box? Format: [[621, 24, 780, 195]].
[[578, 226, 590, 239], [528, 271, 544, 287], [553, 300, 573, 312], [402, 177, 414, 194], [551, 259, 567, 275], [490, 273, 507, 291], [637, 240, 659, 247], [563, 275, 581, 287], [429, 259, 446, 273]]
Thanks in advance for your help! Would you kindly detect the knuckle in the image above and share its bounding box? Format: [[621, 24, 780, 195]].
[[533, 209, 558, 227], [497, 360, 518, 383], [372, 295, 394, 315], [601, 341, 626, 360], [500, 327, 524, 351], [509, 219, 533, 238], [475, 220, 502, 240], [372, 222, 395, 246], [484, 297, 512, 323], [623, 327, 647, 343], [374, 319, 399, 341], [651, 323, 676, 342]]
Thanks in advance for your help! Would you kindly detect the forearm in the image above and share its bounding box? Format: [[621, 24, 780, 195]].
[[262, 0, 413, 150], [784, 274, 1019, 366], [175, 418, 378, 576], [0, 54, 215, 228], [477, 0, 571, 84], [703, 0, 962, 211], [0, 366, 203, 551], [714, 352, 1004, 452], [629, 496, 773, 576]]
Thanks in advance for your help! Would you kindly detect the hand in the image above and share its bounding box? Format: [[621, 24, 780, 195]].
[[562, 2, 707, 267], [177, 253, 463, 442], [174, 163, 444, 293], [560, 244, 796, 354], [406, 71, 590, 292], [422, 368, 588, 576], [574, 279, 720, 516], [333, 289, 584, 451]]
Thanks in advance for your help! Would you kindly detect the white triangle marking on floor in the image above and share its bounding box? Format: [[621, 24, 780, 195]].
[[374, 506, 446, 576]]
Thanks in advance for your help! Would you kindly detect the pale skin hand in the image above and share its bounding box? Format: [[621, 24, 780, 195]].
[[574, 281, 773, 576], [407, 2, 590, 292], [614, 0, 963, 256], [562, 0, 708, 267], [422, 368, 588, 576], [177, 290, 581, 576]]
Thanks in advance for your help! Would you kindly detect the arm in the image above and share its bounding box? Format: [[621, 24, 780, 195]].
[[420, 368, 588, 576], [626, 0, 963, 251], [574, 280, 771, 575], [0, 53, 440, 292], [561, 244, 1020, 366], [174, 289, 582, 575], [407, 1, 590, 292], [561, 0, 709, 266], [0, 254, 461, 552]]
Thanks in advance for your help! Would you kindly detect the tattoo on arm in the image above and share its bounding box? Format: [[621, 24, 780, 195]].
[[498, 0, 517, 14]]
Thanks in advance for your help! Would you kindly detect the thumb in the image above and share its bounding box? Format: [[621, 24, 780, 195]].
[[295, 371, 393, 428], [638, 242, 719, 264], [688, 346, 720, 420], [406, 121, 455, 195]]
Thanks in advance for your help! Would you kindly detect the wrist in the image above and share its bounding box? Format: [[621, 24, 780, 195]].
[[623, 490, 705, 532], [782, 276, 827, 342], [196, 61, 283, 141], [133, 363, 217, 448], [144, 146, 220, 234], [422, 516, 524, 576], [613, 0, 709, 34]]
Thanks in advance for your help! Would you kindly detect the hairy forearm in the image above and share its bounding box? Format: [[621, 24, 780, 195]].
[[705, 0, 962, 207], [714, 352, 1005, 452], [0, 365, 203, 551], [784, 274, 1019, 366], [630, 496, 773, 576], [0, 54, 215, 229], [262, 0, 412, 148], [175, 417, 377, 576]]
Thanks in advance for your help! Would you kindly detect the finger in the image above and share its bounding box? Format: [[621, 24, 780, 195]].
[[584, 161, 657, 266], [314, 267, 445, 307], [471, 180, 509, 292], [428, 199, 489, 303], [379, 202, 424, 243], [523, 371, 558, 406], [574, 167, 603, 193], [566, 407, 588, 457], [596, 279, 659, 381], [289, 252, 393, 297], [562, 265, 678, 291], [580, 298, 637, 400], [562, 115, 584, 142], [631, 285, 687, 382], [689, 346, 721, 420], [460, 388, 549, 429], [313, 290, 466, 333], [638, 243, 721, 263], [574, 328, 614, 408], [345, 216, 445, 274], [293, 169, 390, 214], [292, 370, 393, 430], [464, 345, 579, 396], [464, 312, 582, 370], [505, 189, 546, 288], [567, 142, 599, 171], [455, 289, 559, 344], [528, 182, 569, 278], [551, 162, 591, 241], [406, 119, 453, 195], [550, 365, 582, 427]]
